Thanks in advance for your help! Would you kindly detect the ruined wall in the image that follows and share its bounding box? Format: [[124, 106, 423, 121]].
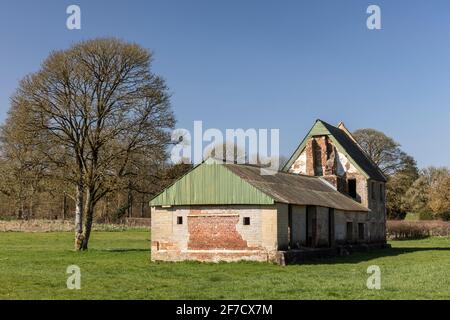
[[288, 136, 371, 208], [335, 210, 368, 244], [151, 205, 282, 263], [367, 180, 387, 242]]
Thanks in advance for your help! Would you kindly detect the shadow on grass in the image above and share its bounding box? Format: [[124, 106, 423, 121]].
[[298, 247, 450, 265]]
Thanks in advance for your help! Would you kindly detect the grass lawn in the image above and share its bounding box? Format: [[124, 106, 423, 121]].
[[0, 230, 449, 300]]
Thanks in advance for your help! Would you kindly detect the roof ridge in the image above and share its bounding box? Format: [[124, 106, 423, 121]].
[[225, 163, 321, 179]]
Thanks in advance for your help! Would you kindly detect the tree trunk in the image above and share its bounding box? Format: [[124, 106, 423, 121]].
[[63, 192, 67, 220], [74, 182, 84, 251], [140, 194, 145, 218], [81, 187, 95, 250]]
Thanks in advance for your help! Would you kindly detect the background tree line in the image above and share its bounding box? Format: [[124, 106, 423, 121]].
[[353, 129, 450, 221]]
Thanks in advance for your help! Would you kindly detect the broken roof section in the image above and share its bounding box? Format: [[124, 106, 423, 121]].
[[150, 162, 369, 212], [282, 119, 387, 182]]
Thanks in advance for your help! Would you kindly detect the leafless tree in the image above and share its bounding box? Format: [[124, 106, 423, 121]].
[[13, 38, 174, 250]]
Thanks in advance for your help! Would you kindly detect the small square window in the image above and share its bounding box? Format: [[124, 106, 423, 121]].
[[177, 216, 183, 225], [243, 217, 251, 225]]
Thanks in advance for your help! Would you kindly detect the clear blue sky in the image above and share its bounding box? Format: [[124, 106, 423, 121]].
[[0, 0, 449, 168]]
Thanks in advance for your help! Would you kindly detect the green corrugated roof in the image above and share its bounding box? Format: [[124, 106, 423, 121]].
[[150, 162, 275, 206], [150, 161, 369, 212], [282, 120, 387, 182]]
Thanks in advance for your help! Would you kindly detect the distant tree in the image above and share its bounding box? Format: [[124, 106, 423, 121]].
[[12, 38, 175, 250], [386, 156, 419, 219], [404, 176, 430, 215], [428, 174, 450, 220], [405, 167, 450, 220], [353, 128, 419, 219], [353, 128, 410, 176], [0, 100, 52, 219]]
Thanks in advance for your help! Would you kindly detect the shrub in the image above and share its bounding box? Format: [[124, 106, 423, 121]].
[[387, 220, 450, 240]]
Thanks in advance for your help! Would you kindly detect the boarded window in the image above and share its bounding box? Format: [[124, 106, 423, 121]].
[[358, 223, 365, 240], [243, 217, 251, 225], [346, 222, 353, 242], [348, 179, 357, 198], [177, 216, 183, 225]]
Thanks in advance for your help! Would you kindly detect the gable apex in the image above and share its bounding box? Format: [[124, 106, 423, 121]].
[[282, 120, 387, 182]]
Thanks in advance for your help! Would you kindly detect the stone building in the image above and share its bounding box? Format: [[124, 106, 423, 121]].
[[150, 120, 387, 263], [282, 120, 387, 243]]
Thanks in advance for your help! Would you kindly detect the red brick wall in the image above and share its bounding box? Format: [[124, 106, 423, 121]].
[[187, 215, 249, 250]]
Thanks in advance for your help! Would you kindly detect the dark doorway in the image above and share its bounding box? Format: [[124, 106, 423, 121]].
[[288, 204, 293, 249], [348, 179, 357, 198], [306, 206, 317, 247], [358, 223, 365, 240], [346, 222, 353, 242]]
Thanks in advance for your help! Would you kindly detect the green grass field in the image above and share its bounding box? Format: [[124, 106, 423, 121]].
[[1, 231, 449, 300]]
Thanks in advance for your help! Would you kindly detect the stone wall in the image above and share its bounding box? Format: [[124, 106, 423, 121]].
[[335, 210, 369, 244], [316, 206, 331, 247], [291, 205, 306, 247]]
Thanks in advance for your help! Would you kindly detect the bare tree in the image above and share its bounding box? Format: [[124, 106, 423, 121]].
[[14, 38, 174, 250], [353, 128, 410, 176]]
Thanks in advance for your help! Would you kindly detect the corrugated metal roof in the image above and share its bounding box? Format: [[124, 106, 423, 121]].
[[224, 164, 368, 212], [150, 162, 275, 206], [150, 162, 368, 212]]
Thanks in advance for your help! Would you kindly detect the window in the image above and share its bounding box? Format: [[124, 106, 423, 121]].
[[371, 182, 376, 200], [348, 179, 357, 198], [380, 184, 384, 201], [358, 223, 365, 240], [346, 222, 353, 242], [177, 216, 183, 225], [243, 217, 251, 226]]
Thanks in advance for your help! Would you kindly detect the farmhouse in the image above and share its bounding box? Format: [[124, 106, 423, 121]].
[[150, 120, 387, 263]]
